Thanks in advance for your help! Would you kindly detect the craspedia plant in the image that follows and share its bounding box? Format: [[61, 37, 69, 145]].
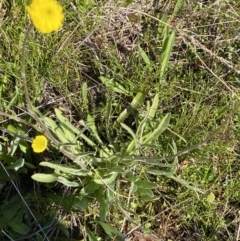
[[26, 0, 64, 34], [32, 135, 48, 153]]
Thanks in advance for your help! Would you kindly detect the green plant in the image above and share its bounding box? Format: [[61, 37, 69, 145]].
[[1, 0, 240, 240]]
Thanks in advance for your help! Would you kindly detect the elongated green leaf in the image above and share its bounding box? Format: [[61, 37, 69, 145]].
[[148, 93, 159, 120], [135, 180, 157, 189], [39, 162, 92, 176], [170, 176, 205, 194], [31, 173, 58, 183], [97, 221, 125, 241], [120, 123, 137, 152], [36, 233, 44, 241], [167, 140, 178, 176], [87, 114, 103, 145], [86, 227, 98, 241], [130, 102, 151, 150], [138, 45, 151, 66], [137, 187, 155, 198], [131, 91, 146, 109], [99, 76, 130, 95], [157, 14, 168, 36], [119, 0, 134, 7], [94, 172, 118, 185], [142, 113, 171, 144], [106, 183, 114, 205], [6, 158, 24, 171], [74, 196, 91, 210], [82, 82, 88, 110], [6, 86, 19, 111], [146, 168, 173, 176], [95, 189, 108, 221], [10, 137, 20, 156], [44, 116, 58, 129], [170, 0, 185, 22], [116, 92, 146, 125], [50, 113, 81, 136], [159, 29, 176, 84], [44, 117, 68, 143], [55, 109, 76, 143], [57, 176, 80, 187], [127, 156, 177, 167], [8, 218, 29, 235], [116, 202, 140, 225], [80, 181, 101, 195], [0, 198, 22, 228], [130, 181, 138, 193]]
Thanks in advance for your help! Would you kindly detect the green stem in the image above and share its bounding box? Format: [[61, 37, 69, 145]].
[[20, 25, 85, 168], [21, 24, 34, 112]]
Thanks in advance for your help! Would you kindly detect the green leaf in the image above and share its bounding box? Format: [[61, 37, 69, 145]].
[[94, 172, 118, 185], [39, 162, 92, 176], [142, 113, 171, 144], [0, 196, 22, 228], [157, 14, 168, 36], [117, 202, 140, 225], [86, 227, 98, 241], [99, 76, 130, 95], [55, 108, 76, 143], [146, 168, 173, 176], [95, 189, 108, 221], [115, 92, 146, 125], [135, 180, 157, 189], [0, 152, 16, 165], [120, 123, 137, 152], [167, 140, 179, 176], [119, 0, 134, 7], [31, 173, 58, 183], [10, 137, 20, 156], [130, 181, 138, 193], [57, 176, 80, 187], [170, 0, 185, 22], [74, 196, 92, 210], [159, 29, 176, 84], [137, 188, 155, 198], [97, 221, 125, 241], [8, 217, 29, 235], [44, 117, 68, 143], [82, 82, 88, 110], [36, 233, 44, 241], [138, 45, 151, 66], [170, 176, 205, 194], [148, 93, 159, 120], [87, 114, 104, 145], [125, 156, 177, 167], [80, 181, 101, 195], [106, 183, 114, 205], [6, 158, 24, 171]]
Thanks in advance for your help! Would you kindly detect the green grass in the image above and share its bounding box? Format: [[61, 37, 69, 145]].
[[1, 0, 240, 240]]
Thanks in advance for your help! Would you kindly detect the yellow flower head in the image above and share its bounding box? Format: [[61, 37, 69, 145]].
[[32, 135, 48, 153], [26, 0, 64, 34], [206, 192, 215, 203]]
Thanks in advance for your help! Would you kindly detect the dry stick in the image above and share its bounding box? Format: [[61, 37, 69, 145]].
[[20, 25, 85, 168], [0, 109, 38, 130]]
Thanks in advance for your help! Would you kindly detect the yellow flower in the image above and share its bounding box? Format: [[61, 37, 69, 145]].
[[206, 192, 215, 203], [32, 135, 48, 153], [26, 0, 64, 34]]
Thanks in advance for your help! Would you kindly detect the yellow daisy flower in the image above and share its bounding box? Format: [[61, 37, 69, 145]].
[[26, 0, 64, 34], [32, 135, 48, 153]]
